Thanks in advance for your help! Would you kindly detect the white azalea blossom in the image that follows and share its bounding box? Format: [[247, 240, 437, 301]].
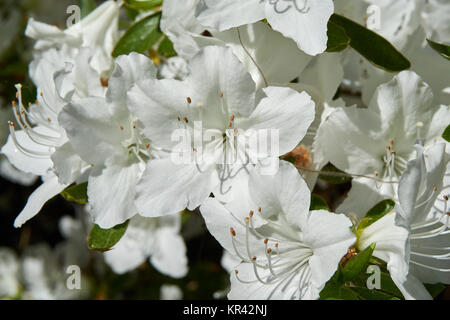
[[316, 71, 449, 217], [59, 53, 157, 228], [201, 162, 356, 299], [127, 45, 315, 218], [26, 0, 120, 76]]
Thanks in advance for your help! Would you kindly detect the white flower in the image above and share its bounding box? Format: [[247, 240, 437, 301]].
[[0, 47, 99, 227], [127, 45, 315, 218], [26, 0, 120, 76], [59, 53, 158, 228], [394, 143, 450, 299], [195, 0, 334, 56], [104, 215, 188, 278], [200, 162, 356, 300], [316, 71, 449, 216], [0, 248, 21, 299]]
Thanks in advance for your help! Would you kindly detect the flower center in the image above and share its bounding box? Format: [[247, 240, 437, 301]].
[[7, 84, 62, 158], [380, 139, 408, 180], [230, 207, 313, 298]]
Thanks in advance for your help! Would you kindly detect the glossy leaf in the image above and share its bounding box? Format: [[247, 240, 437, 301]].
[[60, 182, 88, 204], [326, 20, 350, 52], [124, 0, 162, 10], [330, 14, 411, 72], [112, 12, 163, 57], [357, 199, 395, 231], [427, 39, 450, 61], [88, 220, 129, 252]]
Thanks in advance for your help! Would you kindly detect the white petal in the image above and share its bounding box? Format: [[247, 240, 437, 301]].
[[151, 228, 188, 278], [188, 46, 256, 118], [264, 0, 334, 55], [241, 86, 315, 155], [209, 22, 313, 90], [14, 173, 70, 228], [303, 210, 356, 292], [195, 0, 265, 31], [51, 142, 84, 185], [1, 129, 53, 176], [249, 161, 310, 226], [135, 160, 213, 217], [87, 162, 141, 229], [357, 212, 409, 283]]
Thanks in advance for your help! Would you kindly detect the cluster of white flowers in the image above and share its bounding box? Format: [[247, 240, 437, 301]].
[[0, 0, 449, 300]]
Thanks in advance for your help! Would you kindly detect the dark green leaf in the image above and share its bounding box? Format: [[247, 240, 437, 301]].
[[112, 12, 163, 57], [310, 194, 330, 211], [442, 125, 450, 142], [124, 0, 162, 10], [60, 183, 88, 204], [326, 20, 350, 52], [88, 220, 129, 252], [342, 243, 376, 282], [319, 283, 359, 300], [427, 39, 450, 61], [318, 163, 352, 184], [80, 0, 96, 18], [158, 36, 177, 58], [330, 14, 411, 72], [357, 199, 395, 231], [425, 283, 446, 298]]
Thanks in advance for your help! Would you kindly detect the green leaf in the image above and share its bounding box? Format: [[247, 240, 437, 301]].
[[342, 243, 376, 282], [88, 221, 130, 252], [329, 14, 411, 72], [124, 0, 162, 10], [60, 183, 88, 204], [326, 20, 350, 52], [319, 283, 360, 300], [310, 194, 330, 211], [357, 199, 395, 231], [112, 12, 163, 57], [158, 36, 177, 58], [80, 0, 96, 18], [425, 283, 446, 298], [427, 39, 450, 61], [318, 163, 352, 184], [442, 125, 450, 142]]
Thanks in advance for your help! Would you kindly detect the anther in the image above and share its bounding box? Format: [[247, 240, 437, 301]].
[[234, 270, 238, 275], [219, 92, 223, 98], [249, 210, 254, 217], [258, 207, 261, 213], [267, 248, 272, 254], [120, 125, 124, 131], [187, 97, 192, 104], [100, 77, 109, 87], [228, 121, 232, 128], [183, 117, 188, 123], [264, 238, 268, 244], [389, 139, 394, 145], [145, 143, 150, 149], [12, 101, 17, 107], [444, 195, 449, 201], [433, 186, 437, 192], [230, 115, 235, 121], [274, 243, 279, 248], [177, 116, 181, 121], [230, 227, 236, 237], [252, 256, 257, 261]]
